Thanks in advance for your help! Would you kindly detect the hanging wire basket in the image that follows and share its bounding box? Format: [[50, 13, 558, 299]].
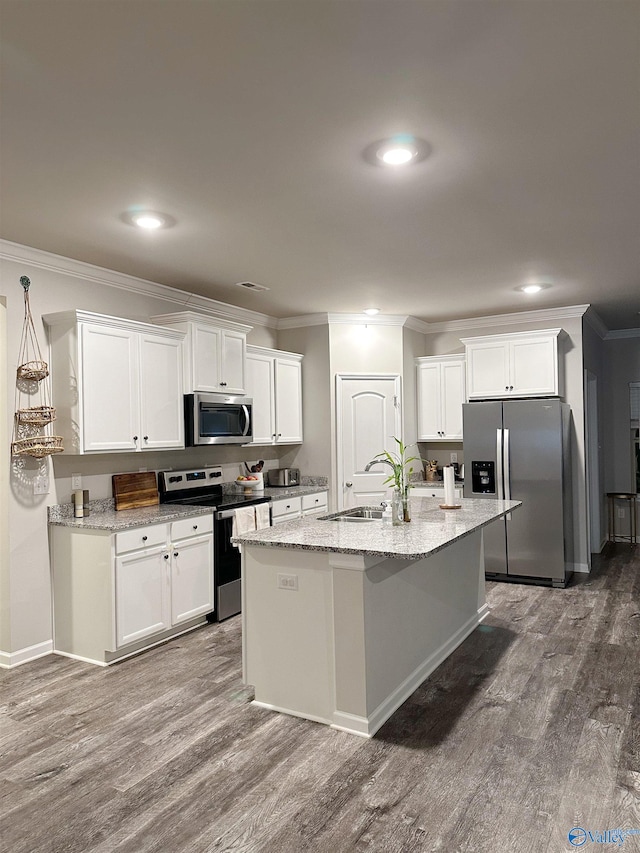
[[11, 435, 64, 459], [11, 276, 64, 458], [16, 405, 56, 426], [17, 360, 49, 382]]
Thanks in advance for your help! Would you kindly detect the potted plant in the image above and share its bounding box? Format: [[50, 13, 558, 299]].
[[372, 437, 421, 523]]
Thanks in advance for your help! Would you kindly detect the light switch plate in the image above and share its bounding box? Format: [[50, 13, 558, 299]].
[[450, 452, 458, 463]]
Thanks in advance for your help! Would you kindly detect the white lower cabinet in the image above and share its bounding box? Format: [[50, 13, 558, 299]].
[[412, 485, 463, 501], [302, 491, 328, 516], [271, 496, 303, 525], [51, 513, 213, 665], [271, 491, 329, 524]]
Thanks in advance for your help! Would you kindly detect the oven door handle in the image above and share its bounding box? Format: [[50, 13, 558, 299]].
[[217, 509, 238, 521]]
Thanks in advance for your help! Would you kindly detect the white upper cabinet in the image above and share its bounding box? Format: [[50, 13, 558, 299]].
[[461, 329, 563, 399], [152, 311, 251, 394], [245, 345, 303, 445], [44, 311, 185, 453], [416, 355, 466, 441]]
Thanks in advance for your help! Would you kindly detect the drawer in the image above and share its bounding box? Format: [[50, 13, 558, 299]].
[[271, 496, 302, 518], [115, 523, 168, 554], [171, 514, 213, 541], [302, 492, 328, 511]]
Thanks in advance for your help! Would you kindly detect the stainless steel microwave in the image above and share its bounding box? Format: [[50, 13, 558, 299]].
[[184, 393, 253, 446]]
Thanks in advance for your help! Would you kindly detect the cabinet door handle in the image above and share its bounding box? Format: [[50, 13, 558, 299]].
[[174, 551, 179, 557], [193, 524, 198, 530], [143, 435, 149, 441], [142, 535, 148, 541], [219, 381, 227, 387], [133, 435, 138, 441], [163, 554, 169, 560]]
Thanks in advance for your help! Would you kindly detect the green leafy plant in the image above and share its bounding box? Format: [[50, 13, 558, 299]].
[[373, 437, 421, 496]]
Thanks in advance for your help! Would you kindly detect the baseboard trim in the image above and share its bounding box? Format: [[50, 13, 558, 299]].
[[0, 640, 53, 669], [332, 604, 490, 738]]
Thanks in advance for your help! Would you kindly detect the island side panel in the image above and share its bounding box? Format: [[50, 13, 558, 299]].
[[242, 545, 336, 725], [332, 530, 487, 736]]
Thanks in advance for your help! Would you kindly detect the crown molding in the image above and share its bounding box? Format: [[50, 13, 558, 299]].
[[582, 307, 610, 340], [277, 312, 429, 330], [605, 328, 640, 340], [422, 304, 591, 334], [0, 239, 278, 329]]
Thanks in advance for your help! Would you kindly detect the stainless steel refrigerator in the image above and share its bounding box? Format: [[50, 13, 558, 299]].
[[463, 398, 573, 588]]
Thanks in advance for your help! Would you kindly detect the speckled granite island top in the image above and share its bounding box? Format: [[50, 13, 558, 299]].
[[233, 496, 521, 560], [48, 502, 213, 531]]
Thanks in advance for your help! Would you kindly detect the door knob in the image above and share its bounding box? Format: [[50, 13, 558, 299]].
[[346, 482, 353, 487]]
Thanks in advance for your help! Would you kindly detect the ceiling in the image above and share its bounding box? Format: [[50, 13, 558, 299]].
[[1, 1, 639, 330]]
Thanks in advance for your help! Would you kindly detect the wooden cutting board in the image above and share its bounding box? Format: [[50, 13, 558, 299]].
[[112, 472, 159, 511]]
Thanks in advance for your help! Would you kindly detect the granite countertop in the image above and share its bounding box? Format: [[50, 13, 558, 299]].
[[48, 502, 213, 532], [232, 496, 521, 560]]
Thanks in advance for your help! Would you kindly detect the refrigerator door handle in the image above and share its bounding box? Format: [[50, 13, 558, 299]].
[[503, 428, 512, 519], [496, 429, 504, 501]]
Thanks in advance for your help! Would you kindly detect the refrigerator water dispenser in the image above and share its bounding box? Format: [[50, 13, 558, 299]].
[[471, 461, 495, 494]]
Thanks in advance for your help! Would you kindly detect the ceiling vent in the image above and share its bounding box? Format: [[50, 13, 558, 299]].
[[235, 281, 270, 292]]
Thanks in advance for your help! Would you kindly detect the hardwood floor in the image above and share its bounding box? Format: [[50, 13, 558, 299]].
[[2, 544, 639, 852]]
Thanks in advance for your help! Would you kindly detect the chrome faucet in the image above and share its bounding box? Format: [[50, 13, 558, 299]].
[[364, 458, 394, 472]]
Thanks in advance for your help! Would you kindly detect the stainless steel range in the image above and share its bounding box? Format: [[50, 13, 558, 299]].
[[158, 466, 271, 621]]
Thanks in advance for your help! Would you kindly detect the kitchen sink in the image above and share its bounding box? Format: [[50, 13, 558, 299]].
[[319, 506, 384, 522]]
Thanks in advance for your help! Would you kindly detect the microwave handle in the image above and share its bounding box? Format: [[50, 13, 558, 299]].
[[241, 405, 251, 437]]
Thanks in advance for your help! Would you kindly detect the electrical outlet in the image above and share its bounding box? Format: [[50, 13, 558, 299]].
[[277, 573, 298, 590], [138, 468, 147, 472], [450, 452, 458, 464], [71, 473, 82, 490], [33, 476, 49, 495]]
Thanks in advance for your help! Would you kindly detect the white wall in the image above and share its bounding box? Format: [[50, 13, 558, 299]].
[[0, 299, 10, 656], [603, 336, 640, 492], [0, 247, 281, 662]]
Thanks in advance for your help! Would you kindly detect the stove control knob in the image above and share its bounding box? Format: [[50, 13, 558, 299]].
[[169, 475, 183, 484]]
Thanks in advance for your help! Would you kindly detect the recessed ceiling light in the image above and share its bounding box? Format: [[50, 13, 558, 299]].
[[516, 280, 552, 295], [363, 135, 431, 167], [363, 308, 380, 316], [121, 209, 175, 230]]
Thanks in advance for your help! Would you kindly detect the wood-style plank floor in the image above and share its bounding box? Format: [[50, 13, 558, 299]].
[[2, 544, 639, 852]]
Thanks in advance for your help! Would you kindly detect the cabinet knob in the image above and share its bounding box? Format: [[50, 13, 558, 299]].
[[143, 435, 149, 441], [193, 524, 198, 530], [142, 535, 148, 541], [346, 482, 353, 488], [509, 385, 514, 391], [133, 435, 138, 441], [163, 554, 169, 560], [219, 381, 227, 387], [174, 551, 179, 557]]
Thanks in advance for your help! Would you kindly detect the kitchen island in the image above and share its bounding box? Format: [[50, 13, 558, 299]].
[[233, 495, 520, 737]]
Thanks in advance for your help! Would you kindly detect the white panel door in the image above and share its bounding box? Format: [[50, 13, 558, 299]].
[[275, 357, 303, 443], [115, 546, 170, 647], [193, 325, 221, 391], [81, 323, 139, 452], [221, 330, 246, 393], [170, 535, 214, 625], [440, 359, 465, 439], [509, 336, 558, 396], [466, 341, 509, 399], [139, 333, 184, 450], [246, 351, 275, 444], [417, 362, 441, 440], [337, 375, 401, 510]]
